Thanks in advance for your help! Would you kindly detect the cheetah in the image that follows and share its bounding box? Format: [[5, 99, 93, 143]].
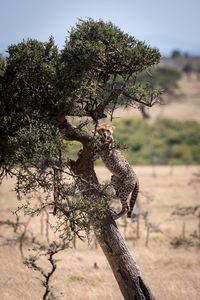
[[96, 124, 139, 220]]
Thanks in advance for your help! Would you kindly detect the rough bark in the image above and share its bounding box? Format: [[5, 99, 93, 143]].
[[99, 212, 155, 300]]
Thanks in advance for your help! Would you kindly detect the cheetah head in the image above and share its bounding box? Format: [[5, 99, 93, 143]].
[[97, 124, 114, 143]]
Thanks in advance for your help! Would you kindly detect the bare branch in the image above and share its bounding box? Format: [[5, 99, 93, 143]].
[[57, 116, 94, 146], [123, 91, 161, 107]]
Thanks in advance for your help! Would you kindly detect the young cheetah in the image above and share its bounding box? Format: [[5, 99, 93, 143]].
[[96, 124, 139, 220]]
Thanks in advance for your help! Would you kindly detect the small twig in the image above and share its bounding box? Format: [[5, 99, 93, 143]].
[[24, 242, 67, 300], [19, 215, 33, 258], [42, 252, 57, 300]]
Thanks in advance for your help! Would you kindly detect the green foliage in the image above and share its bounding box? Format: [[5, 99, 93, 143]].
[[0, 19, 162, 249], [112, 118, 200, 165], [0, 54, 6, 78], [0, 119, 69, 182], [63, 18, 160, 78], [59, 18, 161, 117], [2, 37, 58, 118], [0, 38, 60, 172]]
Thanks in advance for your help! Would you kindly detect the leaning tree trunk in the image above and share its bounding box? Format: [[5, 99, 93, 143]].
[[98, 213, 155, 300], [69, 146, 156, 300]]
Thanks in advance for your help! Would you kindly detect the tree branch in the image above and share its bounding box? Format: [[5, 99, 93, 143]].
[[56, 116, 94, 145], [123, 91, 160, 107]]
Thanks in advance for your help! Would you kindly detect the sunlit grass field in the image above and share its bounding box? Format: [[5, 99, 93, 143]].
[[0, 165, 200, 300]]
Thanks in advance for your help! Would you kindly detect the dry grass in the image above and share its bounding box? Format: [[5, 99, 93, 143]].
[[0, 165, 200, 300]]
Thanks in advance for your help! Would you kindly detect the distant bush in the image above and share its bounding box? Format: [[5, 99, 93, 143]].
[[136, 68, 181, 97], [112, 118, 200, 165], [170, 236, 194, 248]]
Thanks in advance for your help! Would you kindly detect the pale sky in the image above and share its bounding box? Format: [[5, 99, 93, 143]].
[[0, 0, 199, 56]]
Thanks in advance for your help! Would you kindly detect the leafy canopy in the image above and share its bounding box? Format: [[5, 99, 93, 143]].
[[0, 18, 161, 250], [0, 19, 161, 174], [60, 19, 161, 118]]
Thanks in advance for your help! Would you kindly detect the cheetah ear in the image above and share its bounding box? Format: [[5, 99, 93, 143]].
[[110, 125, 115, 132], [106, 124, 114, 134], [96, 123, 106, 133], [96, 123, 115, 134], [97, 123, 106, 129]]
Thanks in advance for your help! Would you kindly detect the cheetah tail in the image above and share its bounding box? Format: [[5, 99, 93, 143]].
[[127, 181, 139, 218]]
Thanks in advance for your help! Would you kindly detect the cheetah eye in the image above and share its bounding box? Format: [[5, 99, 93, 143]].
[[106, 130, 111, 135], [98, 129, 103, 135]]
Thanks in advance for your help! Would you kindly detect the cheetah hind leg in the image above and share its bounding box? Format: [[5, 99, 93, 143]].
[[111, 207, 129, 220], [112, 195, 129, 220], [127, 181, 139, 218]]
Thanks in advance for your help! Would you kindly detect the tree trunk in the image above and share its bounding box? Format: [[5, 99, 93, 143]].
[[97, 212, 155, 300], [68, 144, 155, 300]]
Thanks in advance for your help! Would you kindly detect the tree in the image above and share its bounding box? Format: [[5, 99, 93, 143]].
[[183, 63, 193, 78], [0, 54, 5, 91], [171, 49, 182, 59], [0, 19, 161, 299]]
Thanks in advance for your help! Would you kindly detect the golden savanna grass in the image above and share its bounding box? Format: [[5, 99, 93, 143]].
[[0, 75, 200, 299], [0, 165, 200, 300]]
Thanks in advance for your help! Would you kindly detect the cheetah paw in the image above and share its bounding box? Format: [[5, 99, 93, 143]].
[[110, 211, 121, 220]]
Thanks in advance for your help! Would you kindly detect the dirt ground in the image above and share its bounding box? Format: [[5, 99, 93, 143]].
[[0, 75, 200, 299]]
